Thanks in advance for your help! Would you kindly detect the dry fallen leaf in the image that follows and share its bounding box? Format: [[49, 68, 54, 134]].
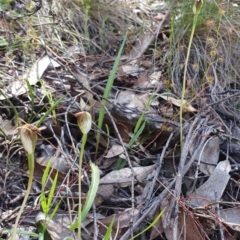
[[187, 160, 231, 207], [116, 90, 149, 111], [220, 207, 240, 232], [0, 55, 59, 100], [35, 212, 76, 240], [121, 64, 144, 77], [105, 144, 124, 158], [100, 208, 139, 229], [158, 94, 197, 112], [0, 116, 18, 137], [100, 164, 156, 188], [128, 32, 156, 64], [197, 136, 220, 175]]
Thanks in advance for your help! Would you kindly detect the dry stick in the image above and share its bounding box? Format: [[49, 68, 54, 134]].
[[206, 90, 240, 107], [133, 133, 174, 239], [119, 180, 176, 240], [216, 202, 225, 240], [182, 118, 210, 176], [145, 132, 174, 207], [172, 113, 207, 240], [100, 102, 136, 238], [120, 133, 175, 240]]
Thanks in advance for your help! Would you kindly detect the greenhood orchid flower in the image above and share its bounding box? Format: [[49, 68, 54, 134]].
[[74, 111, 92, 134], [20, 124, 39, 154]]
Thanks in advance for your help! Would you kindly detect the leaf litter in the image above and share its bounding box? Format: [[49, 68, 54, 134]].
[[1, 0, 240, 239]]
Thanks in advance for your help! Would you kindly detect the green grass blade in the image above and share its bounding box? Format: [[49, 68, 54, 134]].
[[128, 121, 146, 147], [50, 199, 61, 220], [103, 216, 115, 240], [41, 160, 51, 187], [46, 171, 58, 214], [40, 160, 52, 215], [36, 95, 65, 128], [129, 208, 165, 240], [25, 79, 36, 122], [95, 32, 128, 157]]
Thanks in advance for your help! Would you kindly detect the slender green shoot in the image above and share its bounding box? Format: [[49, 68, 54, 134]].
[[2, 229, 38, 238], [25, 79, 36, 123], [11, 152, 35, 239], [40, 160, 59, 217], [70, 111, 94, 239], [38, 160, 60, 237], [129, 208, 165, 240], [95, 32, 128, 159], [180, 0, 203, 149], [81, 161, 100, 220], [103, 217, 115, 240], [116, 93, 158, 169], [39, 79, 58, 124], [36, 96, 65, 128]]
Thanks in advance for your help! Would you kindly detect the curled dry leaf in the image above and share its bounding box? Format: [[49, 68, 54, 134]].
[[121, 65, 144, 77], [158, 94, 197, 112], [99, 208, 139, 229], [96, 164, 156, 206]]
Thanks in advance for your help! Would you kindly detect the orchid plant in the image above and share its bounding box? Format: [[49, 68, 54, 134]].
[[11, 124, 40, 239]]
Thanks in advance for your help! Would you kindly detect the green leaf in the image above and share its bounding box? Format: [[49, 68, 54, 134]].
[[103, 217, 115, 240], [70, 161, 100, 230], [128, 121, 146, 147], [46, 170, 58, 215], [41, 160, 52, 215], [81, 161, 100, 220], [129, 208, 165, 240], [36, 96, 65, 128], [95, 32, 128, 155]]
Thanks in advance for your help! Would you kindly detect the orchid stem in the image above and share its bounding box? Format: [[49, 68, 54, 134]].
[[78, 133, 87, 240], [11, 152, 34, 239]]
